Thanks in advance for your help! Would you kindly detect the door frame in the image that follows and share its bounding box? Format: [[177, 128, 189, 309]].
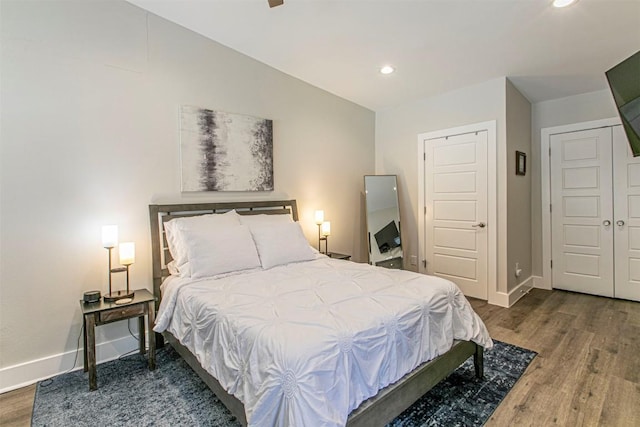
[[540, 117, 621, 290], [418, 120, 497, 303]]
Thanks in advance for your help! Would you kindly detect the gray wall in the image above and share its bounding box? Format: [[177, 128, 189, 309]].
[[531, 90, 617, 277], [0, 0, 374, 377], [506, 79, 532, 291], [376, 77, 535, 297], [375, 77, 507, 286], [375, 77, 507, 272]]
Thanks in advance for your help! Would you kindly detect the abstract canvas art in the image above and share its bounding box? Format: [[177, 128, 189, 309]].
[[180, 106, 273, 192]]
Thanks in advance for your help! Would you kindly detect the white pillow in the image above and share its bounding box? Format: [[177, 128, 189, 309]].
[[238, 213, 293, 226], [183, 224, 261, 279], [166, 260, 180, 276], [164, 210, 241, 276], [249, 222, 316, 269]]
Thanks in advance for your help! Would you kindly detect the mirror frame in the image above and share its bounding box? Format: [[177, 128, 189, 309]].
[[364, 175, 403, 269]]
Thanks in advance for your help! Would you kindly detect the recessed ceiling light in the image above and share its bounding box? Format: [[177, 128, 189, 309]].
[[380, 65, 395, 75], [553, 0, 578, 8]]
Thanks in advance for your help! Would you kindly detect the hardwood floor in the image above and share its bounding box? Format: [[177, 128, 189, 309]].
[[1, 289, 638, 426], [0, 383, 35, 427], [472, 289, 640, 427]]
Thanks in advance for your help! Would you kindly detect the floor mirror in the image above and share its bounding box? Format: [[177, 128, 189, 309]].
[[364, 175, 403, 269]]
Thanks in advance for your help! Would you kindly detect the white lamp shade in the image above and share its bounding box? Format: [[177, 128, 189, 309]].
[[119, 242, 135, 265], [314, 210, 325, 225], [102, 225, 118, 248], [321, 221, 331, 236]]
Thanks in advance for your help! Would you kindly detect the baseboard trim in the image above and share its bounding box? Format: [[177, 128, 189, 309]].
[[0, 335, 139, 394], [489, 276, 534, 308], [488, 292, 509, 307], [508, 276, 534, 306], [532, 275, 551, 290]]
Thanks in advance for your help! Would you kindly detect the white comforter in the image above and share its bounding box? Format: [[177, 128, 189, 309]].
[[155, 257, 492, 427]]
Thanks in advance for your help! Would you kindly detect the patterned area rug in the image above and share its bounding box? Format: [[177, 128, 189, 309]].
[[32, 341, 536, 426]]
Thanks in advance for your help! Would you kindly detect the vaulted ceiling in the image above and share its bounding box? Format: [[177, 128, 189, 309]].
[[128, 0, 640, 111]]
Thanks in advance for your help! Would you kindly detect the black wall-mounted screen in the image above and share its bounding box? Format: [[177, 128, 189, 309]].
[[374, 220, 400, 253], [606, 50, 640, 156]]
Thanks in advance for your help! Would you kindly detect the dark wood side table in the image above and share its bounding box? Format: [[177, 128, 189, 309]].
[[375, 256, 403, 269], [79, 288, 156, 390], [327, 252, 351, 260]]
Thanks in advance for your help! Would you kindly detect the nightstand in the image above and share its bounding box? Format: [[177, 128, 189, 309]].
[[327, 252, 351, 260], [375, 256, 403, 269], [79, 289, 156, 390]]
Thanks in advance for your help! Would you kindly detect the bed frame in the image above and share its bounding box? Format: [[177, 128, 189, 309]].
[[149, 200, 484, 427]]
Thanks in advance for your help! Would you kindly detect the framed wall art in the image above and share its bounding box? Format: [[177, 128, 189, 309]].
[[180, 105, 273, 192]]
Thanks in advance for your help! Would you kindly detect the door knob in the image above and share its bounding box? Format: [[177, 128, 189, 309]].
[[603, 220, 611, 226], [472, 222, 486, 228], [616, 220, 625, 226]]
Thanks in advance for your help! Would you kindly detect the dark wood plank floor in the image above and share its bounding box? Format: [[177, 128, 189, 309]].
[[1, 289, 638, 426]]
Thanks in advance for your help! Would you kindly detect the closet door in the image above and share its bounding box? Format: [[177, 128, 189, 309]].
[[550, 127, 614, 297], [613, 125, 640, 301]]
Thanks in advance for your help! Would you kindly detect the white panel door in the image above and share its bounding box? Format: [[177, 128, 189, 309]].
[[613, 125, 640, 301], [425, 131, 488, 299], [550, 128, 614, 297]]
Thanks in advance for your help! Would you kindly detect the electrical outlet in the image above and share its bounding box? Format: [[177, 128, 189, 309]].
[[410, 255, 418, 266]]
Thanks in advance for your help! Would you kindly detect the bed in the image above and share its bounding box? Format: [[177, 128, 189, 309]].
[[149, 200, 492, 427]]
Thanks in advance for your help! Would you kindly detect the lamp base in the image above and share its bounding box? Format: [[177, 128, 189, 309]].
[[104, 290, 135, 302]]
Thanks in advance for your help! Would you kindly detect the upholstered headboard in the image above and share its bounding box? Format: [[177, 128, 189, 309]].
[[148, 200, 298, 310]]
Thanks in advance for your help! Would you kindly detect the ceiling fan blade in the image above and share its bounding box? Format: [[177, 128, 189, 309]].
[[268, 0, 284, 8]]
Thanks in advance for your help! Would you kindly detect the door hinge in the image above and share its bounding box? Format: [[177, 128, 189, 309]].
[[549, 147, 551, 156], [550, 260, 553, 269], [423, 260, 427, 268], [424, 206, 427, 215], [424, 153, 426, 161], [550, 204, 552, 213]]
